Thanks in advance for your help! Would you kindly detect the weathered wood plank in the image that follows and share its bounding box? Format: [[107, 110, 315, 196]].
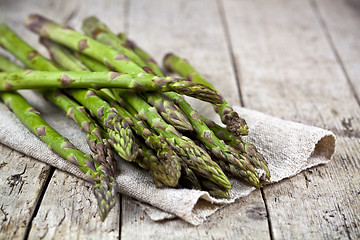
[[222, 0, 360, 238], [28, 170, 120, 240], [122, 190, 269, 240], [313, 0, 360, 101], [121, 0, 270, 239], [0, 143, 51, 239]]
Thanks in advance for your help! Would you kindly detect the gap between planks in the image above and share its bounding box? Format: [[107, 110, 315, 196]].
[[309, 0, 360, 107], [22, 167, 55, 240]]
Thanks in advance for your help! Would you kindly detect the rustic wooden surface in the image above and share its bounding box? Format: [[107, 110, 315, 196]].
[[0, 0, 359, 239]]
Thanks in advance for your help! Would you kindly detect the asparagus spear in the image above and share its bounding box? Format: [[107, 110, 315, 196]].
[[119, 91, 232, 190], [76, 53, 109, 72], [141, 92, 193, 132], [200, 179, 230, 199], [0, 91, 115, 220], [79, 17, 261, 187], [24, 14, 144, 74], [0, 55, 116, 175], [203, 117, 270, 180], [95, 90, 181, 187], [40, 37, 89, 72], [0, 55, 25, 72], [166, 93, 261, 188], [81, 16, 151, 72], [81, 18, 194, 132], [116, 32, 164, 77], [0, 25, 137, 163], [163, 53, 249, 136], [178, 161, 202, 191], [0, 70, 222, 104], [136, 140, 174, 188], [79, 20, 237, 191]]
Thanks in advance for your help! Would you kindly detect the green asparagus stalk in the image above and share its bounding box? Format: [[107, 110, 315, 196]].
[[166, 93, 261, 188], [76, 53, 109, 72], [142, 93, 193, 132], [0, 24, 138, 163], [66, 88, 137, 162], [163, 53, 249, 136], [119, 91, 232, 190], [79, 17, 262, 187], [0, 55, 116, 175], [80, 18, 194, 132], [0, 55, 24, 72], [24, 14, 145, 74], [200, 179, 230, 199], [81, 16, 151, 73], [178, 162, 202, 191], [0, 70, 222, 104], [79, 21, 236, 191], [95, 90, 181, 187], [40, 37, 89, 71], [0, 91, 115, 220], [203, 117, 270, 180], [116, 32, 164, 77], [0, 24, 59, 72], [136, 139, 171, 188]]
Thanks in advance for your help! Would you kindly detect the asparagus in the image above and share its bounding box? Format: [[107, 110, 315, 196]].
[[0, 91, 115, 220], [117, 32, 164, 77], [203, 117, 270, 180], [178, 161, 202, 191], [0, 70, 223, 104], [163, 53, 249, 136], [40, 37, 89, 72], [167, 93, 261, 187], [80, 17, 261, 187], [136, 141, 170, 188], [81, 16, 151, 73], [200, 179, 230, 199], [0, 25, 137, 163], [81, 18, 194, 132], [119, 91, 232, 190], [0, 55, 24, 72], [76, 53, 109, 72], [95, 90, 181, 187], [142, 93, 193, 132], [0, 24, 59, 71], [24, 14, 144, 74], [0, 55, 116, 175], [79, 20, 237, 191]]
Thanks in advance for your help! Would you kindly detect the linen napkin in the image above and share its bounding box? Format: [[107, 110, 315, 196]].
[[0, 90, 336, 225]]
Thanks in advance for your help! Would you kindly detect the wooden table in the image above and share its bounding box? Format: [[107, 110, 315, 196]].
[[1, 0, 359, 239]]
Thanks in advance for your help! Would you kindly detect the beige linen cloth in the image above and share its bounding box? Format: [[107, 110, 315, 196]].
[[0, 91, 336, 225]]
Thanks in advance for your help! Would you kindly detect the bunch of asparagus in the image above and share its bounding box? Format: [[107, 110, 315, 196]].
[[0, 14, 270, 220]]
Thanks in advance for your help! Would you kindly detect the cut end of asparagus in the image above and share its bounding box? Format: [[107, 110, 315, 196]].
[[162, 52, 176, 72], [24, 14, 51, 34]]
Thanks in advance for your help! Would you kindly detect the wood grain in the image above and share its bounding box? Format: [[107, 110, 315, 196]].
[[0, 144, 50, 239], [28, 171, 120, 240], [314, 0, 360, 102], [222, 0, 360, 238], [122, 190, 269, 240]]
